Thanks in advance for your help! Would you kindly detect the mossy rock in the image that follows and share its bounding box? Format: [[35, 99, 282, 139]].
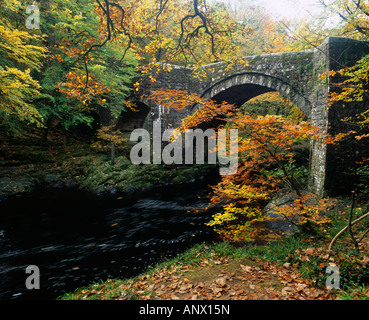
[[172, 175, 186, 183], [0, 176, 35, 198], [112, 156, 132, 169]]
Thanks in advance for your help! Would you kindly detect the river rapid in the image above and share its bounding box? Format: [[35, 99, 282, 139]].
[[0, 180, 218, 300]]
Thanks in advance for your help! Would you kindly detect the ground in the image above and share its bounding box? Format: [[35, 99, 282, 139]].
[[119, 257, 333, 300], [64, 243, 338, 301]]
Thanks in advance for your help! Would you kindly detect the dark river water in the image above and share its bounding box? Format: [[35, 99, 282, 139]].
[[0, 180, 218, 300]]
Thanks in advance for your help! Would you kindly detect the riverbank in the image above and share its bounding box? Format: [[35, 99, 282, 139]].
[[0, 140, 218, 201], [60, 240, 338, 300], [59, 199, 369, 301]]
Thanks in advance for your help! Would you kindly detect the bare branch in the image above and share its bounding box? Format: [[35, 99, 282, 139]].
[[348, 191, 359, 250], [178, 0, 216, 57], [82, 0, 112, 93], [107, 1, 133, 62], [329, 210, 369, 252]]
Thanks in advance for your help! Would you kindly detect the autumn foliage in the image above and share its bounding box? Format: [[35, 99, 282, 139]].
[[150, 89, 340, 241], [0, 0, 295, 137], [0, 1, 47, 131]]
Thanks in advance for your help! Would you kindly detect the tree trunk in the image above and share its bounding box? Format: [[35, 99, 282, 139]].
[[62, 132, 67, 154], [111, 142, 116, 164], [43, 127, 49, 142]]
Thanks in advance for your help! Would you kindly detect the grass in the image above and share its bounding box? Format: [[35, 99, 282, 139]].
[[59, 278, 139, 300], [337, 284, 369, 300]]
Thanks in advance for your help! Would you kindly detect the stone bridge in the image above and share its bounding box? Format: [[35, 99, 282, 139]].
[[120, 37, 369, 196]]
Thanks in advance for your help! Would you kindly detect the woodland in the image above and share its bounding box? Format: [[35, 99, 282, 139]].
[[2, 0, 369, 301]]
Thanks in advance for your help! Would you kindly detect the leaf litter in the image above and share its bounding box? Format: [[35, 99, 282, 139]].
[[83, 254, 334, 300]]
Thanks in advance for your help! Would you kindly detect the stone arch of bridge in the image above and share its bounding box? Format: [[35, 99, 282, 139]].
[[195, 71, 313, 184], [199, 72, 312, 118]]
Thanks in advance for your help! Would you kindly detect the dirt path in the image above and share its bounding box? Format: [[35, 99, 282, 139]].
[[117, 256, 334, 300]]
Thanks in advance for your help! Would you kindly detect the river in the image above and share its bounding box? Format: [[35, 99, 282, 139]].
[[0, 180, 218, 300]]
